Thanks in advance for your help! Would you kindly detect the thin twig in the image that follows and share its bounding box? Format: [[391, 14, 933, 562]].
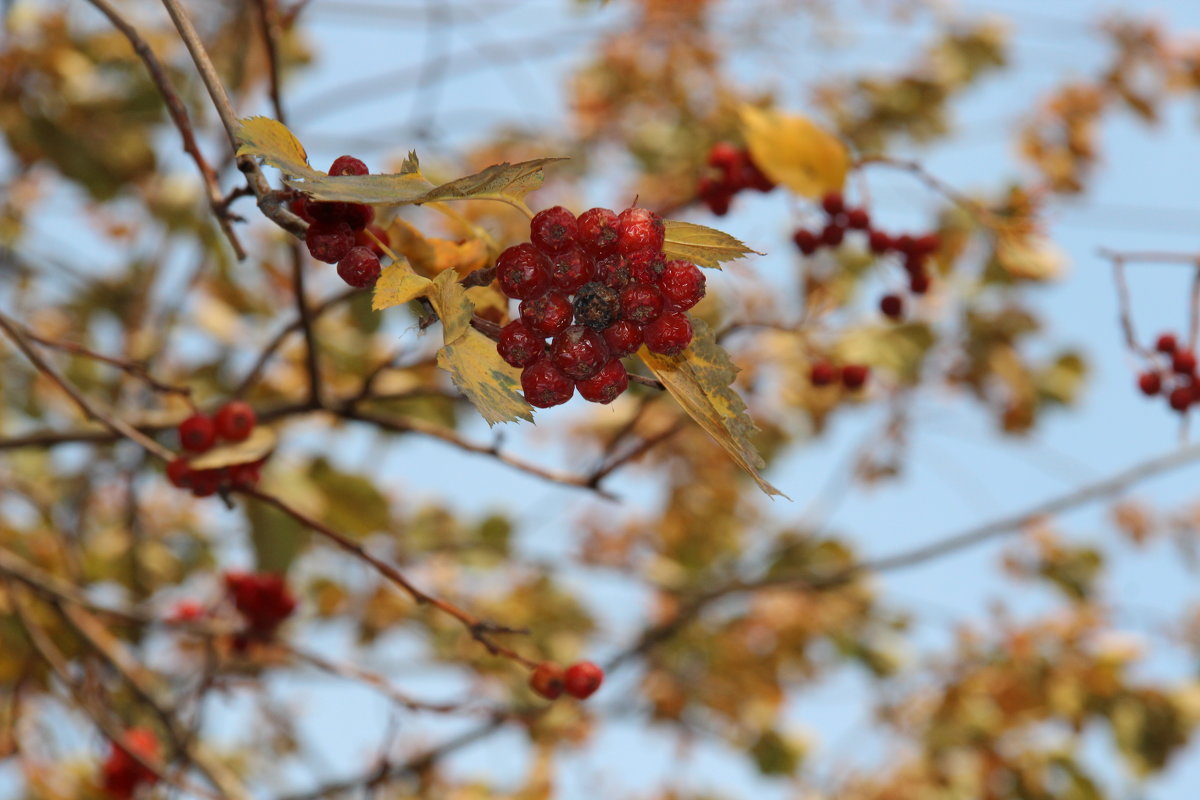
[[19, 326, 191, 397]]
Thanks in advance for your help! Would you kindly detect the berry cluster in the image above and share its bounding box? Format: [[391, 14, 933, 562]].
[[529, 660, 604, 700], [99, 728, 160, 799], [496, 206, 704, 408], [291, 155, 392, 289], [166, 401, 266, 496], [809, 360, 871, 391], [697, 142, 775, 216], [1136, 332, 1200, 413], [792, 192, 941, 321], [225, 571, 297, 637]]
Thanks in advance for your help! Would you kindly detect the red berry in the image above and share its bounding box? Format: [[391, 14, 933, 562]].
[[619, 283, 666, 325], [700, 181, 733, 216], [903, 252, 926, 276], [306, 220, 356, 264], [228, 461, 262, 487], [226, 572, 296, 632], [178, 414, 216, 453], [868, 230, 892, 254], [329, 155, 368, 176], [576, 207, 620, 255], [1156, 333, 1178, 354], [1173, 349, 1197, 374], [168, 600, 204, 622], [659, 260, 706, 311], [616, 207, 665, 255], [879, 293, 904, 320], [741, 154, 775, 193], [894, 234, 916, 255], [356, 225, 390, 257], [519, 291, 574, 337], [1138, 372, 1162, 396], [1170, 386, 1193, 412], [820, 223, 845, 247], [577, 360, 629, 404], [846, 208, 871, 230], [547, 248, 596, 294], [529, 661, 565, 700], [707, 142, 740, 170], [821, 192, 844, 216], [842, 364, 870, 390], [909, 271, 931, 295], [214, 401, 257, 442], [563, 661, 604, 699], [190, 469, 222, 497], [643, 312, 693, 355], [101, 728, 160, 799], [551, 326, 610, 380], [305, 200, 348, 224], [792, 229, 819, 255], [572, 281, 621, 330], [289, 195, 315, 223], [496, 243, 552, 300], [337, 246, 382, 288], [627, 249, 666, 284], [602, 320, 644, 358], [530, 206, 578, 254], [521, 359, 575, 408], [341, 203, 374, 231], [497, 320, 545, 368], [166, 457, 192, 489], [914, 233, 941, 255], [597, 253, 634, 289], [810, 361, 838, 386]]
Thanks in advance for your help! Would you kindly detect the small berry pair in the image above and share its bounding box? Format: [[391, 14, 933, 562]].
[[167, 401, 265, 496], [529, 660, 604, 700], [1136, 332, 1200, 413], [224, 571, 297, 636], [496, 206, 704, 409], [810, 360, 870, 391], [697, 142, 775, 216], [292, 155, 390, 289], [99, 728, 160, 799]]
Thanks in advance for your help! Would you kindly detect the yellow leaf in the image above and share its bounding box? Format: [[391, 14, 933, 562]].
[[234, 116, 310, 174], [995, 231, 1065, 281], [437, 328, 532, 426], [661, 220, 762, 269], [466, 285, 509, 321], [188, 427, 277, 470], [372, 259, 431, 311], [430, 237, 489, 277], [640, 320, 785, 497], [420, 158, 568, 206], [387, 218, 438, 274], [740, 106, 848, 199], [428, 270, 473, 345], [837, 323, 934, 384]]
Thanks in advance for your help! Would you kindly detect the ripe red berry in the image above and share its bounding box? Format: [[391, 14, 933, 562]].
[[214, 401, 257, 442], [226, 572, 297, 632], [166, 457, 192, 488], [821, 192, 844, 216], [529, 661, 565, 700], [497, 320, 545, 368], [894, 234, 916, 255], [1173, 348, 1197, 374], [289, 195, 315, 223], [914, 233, 941, 255], [1156, 333, 1178, 354], [643, 312, 693, 355], [577, 360, 629, 404], [520, 291, 574, 336], [305, 200, 349, 224], [741, 155, 775, 193], [868, 230, 893, 254], [627, 249, 666, 284], [530, 206, 579, 254], [597, 253, 634, 289], [659, 260, 706, 311], [228, 461, 262, 487], [616, 207, 665, 255], [190, 469, 222, 498], [168, 600, 205, 622], [792, 229, 819, 255], [572, 281, 621, 330], [602, 320, 644, 358], [820, 223, 845, 247], [547, 248, 596, 294], [563, 661, 604, 699], [341, 203, 374, 231], [496, 243, 552, 300], [337, 246, 382, 288], [356, 225, 390, 257], [306, 220, 356, 264], [577, 207, 620, 255], [846, 208, 871, 230], [879, 293, 904, 320], [101, 728, 160, 799], [810, 361, 838, 386], [619, 283, 666, 325], [521, 359, 575, 408], [707, 142, 740, 170], [1138, 372, 1162, 396], [842, 364, 870, 390], [909, 271, 931, 295], [1170, 386, 1193, 412], [700, 181, 733, 216], [551, 326, 610, 380], [178, 413, 216, 453], [329, 155, 368, 176]]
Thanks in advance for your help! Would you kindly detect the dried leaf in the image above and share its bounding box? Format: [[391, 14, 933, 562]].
[[437, 328, 533, 426], [740, 106, 848, 198], [373, 260, 432, 311], [420, 158, 567, 205], [188, 427, 277, 470], [428, 270, 473, 345], [661, 220, 762, 269], [640, 320, 784, 497], [995, 231, 1066, 281]]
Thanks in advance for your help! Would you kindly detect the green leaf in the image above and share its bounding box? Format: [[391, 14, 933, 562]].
[[437, 328, 533, 426], [640, 319, 784, 497], [661, 219, 761, 269], [307, 458, 392, 539], [246, 495, 309, 575]]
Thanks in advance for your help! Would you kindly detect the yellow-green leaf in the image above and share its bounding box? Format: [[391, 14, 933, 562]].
[[428, 270, 473, 345], [661, 219, 762, 269], [437, 328, 533, 426], [420, 158, 567, 206], [837, 322, 934, 384], [373, 260, 432, 311], [235, 116, 310, 174], [187, 427, 276, 470], [640, 320, 784, 497], [740, 106, 848, 199]]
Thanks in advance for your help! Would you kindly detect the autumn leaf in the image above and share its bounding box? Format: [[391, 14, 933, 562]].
[[994, 230, 1066, 281], [188, 427, 277, 470], [437, 328, 533, 426], [419, 158, 568, 206], [372, 259, 432, 311], [740, 106, 849, 198], [428, 270, 474, 345], [661, 219, 762, 269], [640, 320, 784, 497]]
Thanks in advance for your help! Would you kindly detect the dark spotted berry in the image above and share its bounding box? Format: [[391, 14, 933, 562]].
[[627, 249, 666, 284], [659, 260, 705, 311], [563, 661, 604, 699], [190, 469, 222, 497], [166, 457, 192, 488], [619, 283, 665, 325], [214, 401, 257, 442], [577, 207, 620, 255], [577, 360, 629, 404], [551, 326, 610, 380], [643, 312, 693, 355], [337, 246, 382, 288], [616, 207, 665, 255], [497, 320, 545, 368], [496, 243, 552, 300], [530, 206, 578, 253], [597, 253, 634, 289], [547, 248, 595, 294], [602, 320, 644, 358], [529, 662, 565, 700], [572, 282, 621, 330], [519, 291, 574, 337], [306, 220, 356, 264], [521, 360, 575, 408], [179, 414, 216, 453]]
